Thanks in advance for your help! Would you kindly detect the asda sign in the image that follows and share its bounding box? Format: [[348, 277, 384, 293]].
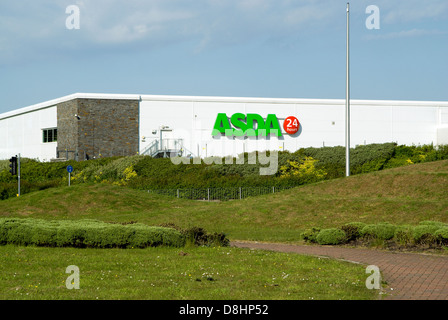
[[212, 113, 300, 137]]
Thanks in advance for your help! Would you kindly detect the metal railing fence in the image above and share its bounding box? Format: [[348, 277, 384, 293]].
[[147, 185, 297, 201]]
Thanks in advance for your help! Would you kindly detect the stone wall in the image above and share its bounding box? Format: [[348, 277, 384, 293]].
[[57, 98, 139, 160], [56, 99, 79, 160]]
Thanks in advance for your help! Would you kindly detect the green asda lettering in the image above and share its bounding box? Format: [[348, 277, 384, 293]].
[[212, 113, 282, 137]]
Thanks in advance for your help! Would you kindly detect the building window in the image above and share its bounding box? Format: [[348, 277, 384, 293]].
[[43, 128, 57, 143]]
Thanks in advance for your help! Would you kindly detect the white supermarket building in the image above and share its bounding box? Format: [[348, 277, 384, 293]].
[[0, 93, 448, 162]]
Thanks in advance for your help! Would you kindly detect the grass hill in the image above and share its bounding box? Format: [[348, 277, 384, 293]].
[[1, 159, 447, 243], [2, 143, 447, 201]]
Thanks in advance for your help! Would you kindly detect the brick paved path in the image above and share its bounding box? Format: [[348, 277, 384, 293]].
[[232, 241, 448, 300]]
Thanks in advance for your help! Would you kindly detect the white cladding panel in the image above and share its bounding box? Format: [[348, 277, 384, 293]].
[[139, 98, 446, 158], [293, 104, 344, 148], [438, 127, 448, 145], [0, 106, 57, 161]]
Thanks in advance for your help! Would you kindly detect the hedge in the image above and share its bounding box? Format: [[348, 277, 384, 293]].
[[316, 228, 347, 245], [394, 225, 415, 245], [360, 223, 396, 241], [301, 221, 448, 248], [340, 222, 366, 241], [412, 225, 440, 244], [300, 227, 321, 243], [434, 228, 448, 245], [3, 143, 448, 182], [0, 218, 185, 248], [1, 143, 448, 200]]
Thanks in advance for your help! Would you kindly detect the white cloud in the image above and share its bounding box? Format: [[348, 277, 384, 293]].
[[364, 28, 448, 40], [1, 0, 447, 64], [381, 1, 448, 24]]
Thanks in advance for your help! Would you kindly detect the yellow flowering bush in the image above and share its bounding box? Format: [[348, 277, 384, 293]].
[[113, 166, 138, 186], [279, 157, 326, 182]]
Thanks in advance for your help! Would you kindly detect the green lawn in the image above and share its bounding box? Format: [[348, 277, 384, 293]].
[[1, 160, 447, 300], [0, 245, 378, 300]]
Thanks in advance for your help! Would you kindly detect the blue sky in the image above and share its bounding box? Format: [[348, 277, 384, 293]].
[[0, 0, 447, 114]]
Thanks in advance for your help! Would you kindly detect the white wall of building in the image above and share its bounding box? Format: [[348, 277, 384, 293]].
[[0, 106, 57, 161], [1, 93, 447, 161], [139, 96, 448, 158], [438, 108, 448, 145]]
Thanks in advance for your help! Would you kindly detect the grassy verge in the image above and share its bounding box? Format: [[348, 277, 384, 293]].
[[1, 160, 447, 243], [0, 245, 379, 300]]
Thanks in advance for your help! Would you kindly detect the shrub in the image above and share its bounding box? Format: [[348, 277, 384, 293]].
[[128, 224, 185, 248], [394, 225, 415, 246], [0, 218, 185, 248], [278, 157, 327, 184], [56, 224, 88, 247], [340, 222, 366, 241], [301, 221, 448, 248], [6, 221, 34, 246], [300, 227, 321, 243], [31, 225, 58, 247], [412, 225, 440, 245], [299, 143, 397, 178], [360, 223, 396, 241], [316, 228, 347, 245], [418, 221, 447, 228], [0, 218, 22, 245], [434, 228, 448, 245], [160, 224, 229, 247], [2, 143, 447, 199]]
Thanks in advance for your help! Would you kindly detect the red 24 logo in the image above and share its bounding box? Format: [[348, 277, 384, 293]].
[[283, 116, 300, 135]]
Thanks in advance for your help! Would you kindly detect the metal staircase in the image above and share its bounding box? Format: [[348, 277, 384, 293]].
[[140, 138, 184, 158]]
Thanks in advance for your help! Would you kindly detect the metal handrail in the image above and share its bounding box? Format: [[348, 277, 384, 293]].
[[147, 185, 296, 201], [140, 138, 184, 157]]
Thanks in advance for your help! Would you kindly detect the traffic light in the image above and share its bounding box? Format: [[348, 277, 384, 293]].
[[9, 156, 17, 176]]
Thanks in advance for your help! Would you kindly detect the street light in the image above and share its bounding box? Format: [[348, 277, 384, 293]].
[[346, 2, 351, 177]]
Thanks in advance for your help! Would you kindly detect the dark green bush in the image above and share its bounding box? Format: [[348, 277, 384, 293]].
[[412, 225, 440, 245], [207, 232, 230, 247], [360, 223, 396, 241], [159, 223, 229, 247], [316, 228, 347, 245], [300, 227, 321, 243], [394, 225, 415, 246], [351, 143, 396, 174], [340, 222, 366, 241], [303, 221, 448, 248], [299, 143, 397, 178], [434, 228, 448, 245]]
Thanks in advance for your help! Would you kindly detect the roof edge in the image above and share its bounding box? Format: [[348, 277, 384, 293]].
[[0, 93, 141, 120], [1, 93, 448, 120]]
